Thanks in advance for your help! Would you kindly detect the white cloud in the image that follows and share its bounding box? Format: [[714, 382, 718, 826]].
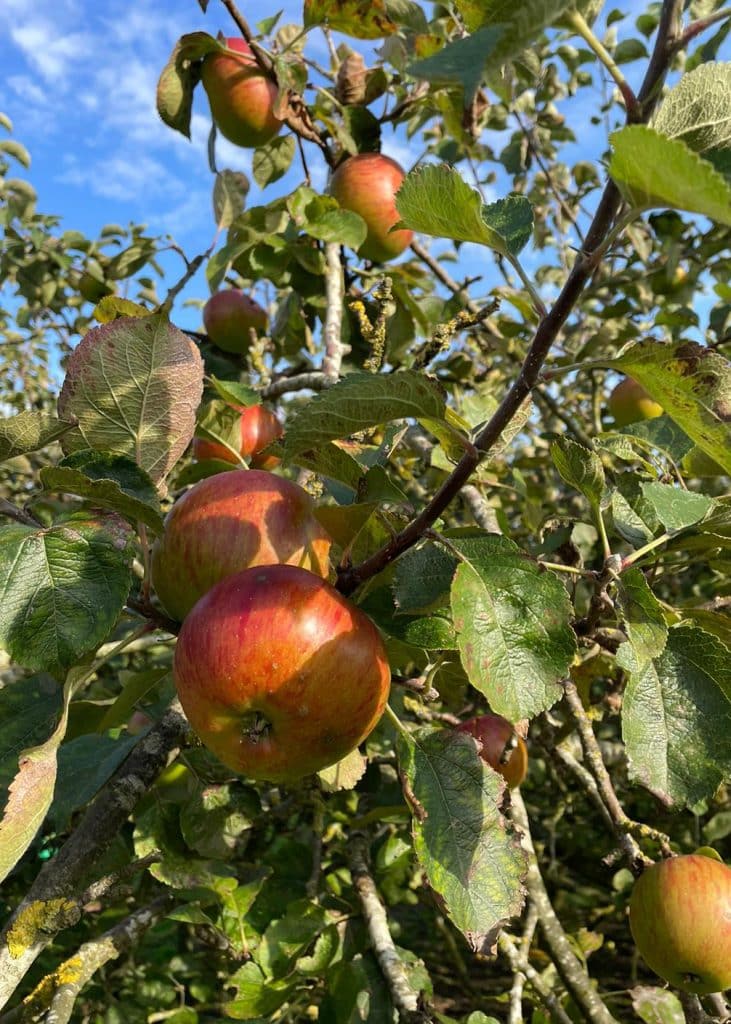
[[6, 75, 47, 106], [10, 21, 91, 85], [58, 152, 183, 203]]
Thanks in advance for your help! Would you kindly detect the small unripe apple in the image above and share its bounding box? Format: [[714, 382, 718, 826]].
[[201, 37, 283, 148], [608, 377, 663, 428], [329, 153, 413, 263], [150, 469, 331, 621], [193, 404, 284, 469], [203, 290, 267, 355], [455, 715, 528, 788], [629, 853, 731, 994], [173, 564, 391, 782]]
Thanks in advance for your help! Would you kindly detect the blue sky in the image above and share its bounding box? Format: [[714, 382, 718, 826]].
[[1, 0, 726, 339]]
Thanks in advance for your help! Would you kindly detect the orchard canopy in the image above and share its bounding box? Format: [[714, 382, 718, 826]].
[[2, 1, 731, 1022]]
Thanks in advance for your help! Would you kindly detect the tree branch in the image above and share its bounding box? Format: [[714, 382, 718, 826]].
[[262, 371, 330, 399], [510, 791, 620, 1024], [0, 703, 188, 1011], [0, 896, 171, 1024], [349, 835, 430, 1023], [499, 911, 574, 1024], [322, 242, 346, 380], [336, 0, 681, 597]]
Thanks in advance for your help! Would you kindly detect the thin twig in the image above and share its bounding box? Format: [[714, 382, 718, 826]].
[[0, 498, 40, 528], [499, 919, 573, 1024], [349, 835, 430, 1022], [510, 791, 620, 1024], [262, 371, 330, 399]]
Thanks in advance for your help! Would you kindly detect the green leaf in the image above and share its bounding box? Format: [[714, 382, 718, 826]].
[[225, 961, 293, 1018], [395, 165, 533, 257], [0, 139, 31, 169], [450, 535, 576, 720], [283, 371, 446, 459], [0, 411, 75, 462], [640, 481, 714, 531], [621, 625, 731, 807], [618, 413, 695, 464], [0, 513, 135, 673], [317, 747, 367, 791], [213, 170, 249, 231], [455, 0, 572, 54], [302, 0, 425, 38], [652, 62, 731, 162], [58, 316, 205, 485], [608, 340, 731, 474], [40, 451, 164, 534], [208, 377, 259, 409], [133, 802, 230, 890], [407, 28, 505, 104], [255, 900, 329, 979], [0, 677, 73, 884], [49, 732, 139, 830], [616, 567, 668, 669], [0, 675, 63, 814], [180, 784, 259, 860], [551, 437, 605, 510], [290, 442, 365, 491], [156, 32, 220, 138], [394, 542, 457, 613], [630, 986, 685, 1024], [608, 126, 731, 225], [398, 728, 526, 952], [389, 614, 458, 650], [252, 136, 296, 188]]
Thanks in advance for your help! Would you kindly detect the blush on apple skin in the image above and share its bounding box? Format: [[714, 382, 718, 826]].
[[173, 564, 392, 783], [629, 853, 731, 994], [150, 470, 331, 622], [329, 153, 413, 263], [203, 290, 268, 355], [193, 405, 284, 469], [201, 37, 283, 149], [455, 714, 528, 788]]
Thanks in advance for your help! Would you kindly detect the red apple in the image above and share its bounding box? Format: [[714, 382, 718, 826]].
[[193, 404, 284, 469], [203, 290, 268, 355], [150, 469, 331, 621], [608, 377, 663, 428], [173, 564, 391, 782], [328, 153, 413, 263], [201, 37, 283, 148], [629, 853, 731, 994], [455, 715, 528, 788]]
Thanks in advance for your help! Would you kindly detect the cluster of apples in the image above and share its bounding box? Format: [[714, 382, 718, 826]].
[[201, 36, 413, 265], [151, 468, 391, 783]]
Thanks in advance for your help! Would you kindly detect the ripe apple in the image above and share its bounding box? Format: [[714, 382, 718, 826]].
[[455, 715, 528, 788], [203, 290, 268, 355], [328, 153, 413, 263], [629, 853, 731, 994], [201, 37, 283, 148], [608, 377, 663, 428], [173, 564, 391, 782], [150, 469, 331, 621], [193, 404, 284, 469]]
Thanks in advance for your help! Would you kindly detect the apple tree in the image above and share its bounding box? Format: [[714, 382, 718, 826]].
[[1, 1, 731, 1022]]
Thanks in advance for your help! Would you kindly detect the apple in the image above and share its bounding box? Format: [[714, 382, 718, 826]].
[[151, 469, 331, 621], [201, 37, 283, 148], [193, 404, 284, 469], [173, 564, 391, 782], [328, 153, 413, 263], [629, 853, 731, 994], [608, 377, 663, 428], [455, 715, 528, 788], [203, 290, 267, 355]]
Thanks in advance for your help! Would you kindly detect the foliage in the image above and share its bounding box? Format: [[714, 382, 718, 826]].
[[1, 2, 731, 1023]]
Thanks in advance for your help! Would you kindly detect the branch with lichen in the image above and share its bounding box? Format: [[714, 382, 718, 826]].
[[499, 907, 573, 1024], [350, 278, 393, 373], [411, 300, 500, 370], [0, 703, 188, 1012], [0, 896, 171, 1024]]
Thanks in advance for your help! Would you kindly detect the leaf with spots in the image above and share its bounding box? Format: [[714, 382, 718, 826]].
[[397, 727, 526, 953], [621, 625, 731, 808], [609, 340, 731, 475], [58, 315, 204, 486], [0, 512, 135, 673]]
